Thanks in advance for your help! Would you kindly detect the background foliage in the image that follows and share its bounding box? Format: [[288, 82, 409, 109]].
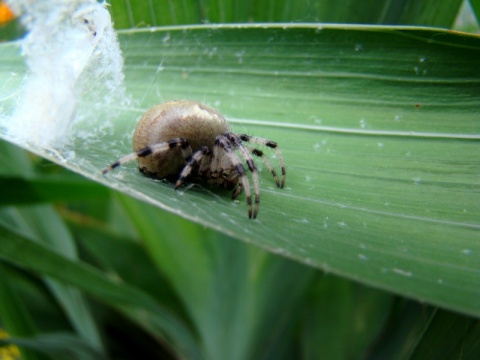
[[0, 1, 479, 359]]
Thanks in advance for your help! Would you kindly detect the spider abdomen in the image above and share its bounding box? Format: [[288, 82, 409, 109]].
[[133, 100, 229, 178]]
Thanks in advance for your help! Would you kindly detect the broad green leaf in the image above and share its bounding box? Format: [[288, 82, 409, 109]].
[[1, 24, 479, 319], [0, 175, 109, 205], [0, 137, 34, 176]]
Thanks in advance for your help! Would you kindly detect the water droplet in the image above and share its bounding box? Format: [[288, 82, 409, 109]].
[[207, 47, 217, 58], [235, 50, 245, 64], [360, 118, 366, 128], [354, 43, 363, 51], [337, 221, 347, 228], [294, 218, 310, 224]]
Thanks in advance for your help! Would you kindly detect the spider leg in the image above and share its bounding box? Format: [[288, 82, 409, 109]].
[[225, 134, 261, 219], [175, 146, 211, 189], [102, 138, 191, 174], [249, 148, 281, 188], [238, 134, 286, 188], [232, 183, 243, 200], [217, 136, 255, 219]]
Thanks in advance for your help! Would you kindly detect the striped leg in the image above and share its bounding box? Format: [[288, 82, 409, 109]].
[[232, 182, 243, 200], [238, 134, 286, 188], [226, 134, 261, 219], [175, 146, 211, 189], [217, 136, 255, 219], [250, 148, 281, 188], [102, 138, 191, 174]]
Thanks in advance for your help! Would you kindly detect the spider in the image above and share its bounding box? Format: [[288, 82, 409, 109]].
[[103, 100, 286, 219]]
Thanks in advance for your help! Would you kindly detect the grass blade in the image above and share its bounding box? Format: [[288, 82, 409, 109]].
[[0, 224, 202, 359]]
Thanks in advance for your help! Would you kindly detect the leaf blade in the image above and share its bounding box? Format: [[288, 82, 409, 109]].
[[1, 24, 479, 317], [0, 224, 202, 359]]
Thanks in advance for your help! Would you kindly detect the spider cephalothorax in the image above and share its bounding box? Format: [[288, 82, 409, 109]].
[[103, 100, 286, 219]]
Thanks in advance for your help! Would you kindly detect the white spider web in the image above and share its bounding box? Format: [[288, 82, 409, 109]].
[[1, 0, 127, 155]]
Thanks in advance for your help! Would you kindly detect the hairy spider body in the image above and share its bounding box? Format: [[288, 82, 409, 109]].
[[103, 100, 286, 219]]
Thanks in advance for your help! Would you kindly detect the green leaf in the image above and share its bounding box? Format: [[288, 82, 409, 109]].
[[117, 193, 316, 359], [0, 140, 104, 352], [0, 223, 202, 359], [368, 301, 480, 359], [0, 333, 106, 360], [0, 206, 105, 353], [393, 0, 464, 26], [409, 310, 480, 359], [301, 275, 393, 359], [69, 220, 186, 313], [0, 137, 34, 176], [108, 0, 464, 27], [367, 300, 436, 360], [0, 176, 109, 205], [470, 0, 480, 22], [0, 263, 40, 360], [1, 24, 479, 319]]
